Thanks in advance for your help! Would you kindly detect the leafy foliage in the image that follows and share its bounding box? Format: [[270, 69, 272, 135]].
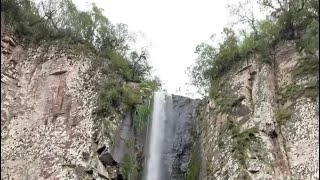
[[129, 48, 152, 81], [228, 120, 258, 166], [140, 76, 162, 92], [120, 139, 139, 180], [187, 42, 216, 96], [1, 0, 153, 82], [94, 80, 141, 119], [188, 0, 319, 98], [133, 103, 150, 135]]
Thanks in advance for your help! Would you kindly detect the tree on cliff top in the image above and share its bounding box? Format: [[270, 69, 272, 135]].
[[1, 0, 153, 82], [188, 0, 319, 98]]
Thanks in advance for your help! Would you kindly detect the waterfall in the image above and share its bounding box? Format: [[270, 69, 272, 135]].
[[143, 92, 198, 180], [144, 91, 174, 180]]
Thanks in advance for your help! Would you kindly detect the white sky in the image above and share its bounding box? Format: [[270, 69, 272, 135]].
[[72, 0, 234, 98]]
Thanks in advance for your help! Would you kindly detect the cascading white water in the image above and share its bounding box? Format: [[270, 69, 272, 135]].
[[145, 91, 171, 180]]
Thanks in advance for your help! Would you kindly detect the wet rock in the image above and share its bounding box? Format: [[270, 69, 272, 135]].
[[111, 112, 133, 163], [163, 94, 200, 180], [97, 145, 106, 155], [99, 150, 118, 167], [85, 168, 93, 174], [112, 174, 123, 180]]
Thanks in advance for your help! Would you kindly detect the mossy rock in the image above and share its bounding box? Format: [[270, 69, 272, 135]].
[[276, 108, 292, 126]]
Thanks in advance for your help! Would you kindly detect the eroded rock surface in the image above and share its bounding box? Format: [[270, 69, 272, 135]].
[[161, 95, 200, 180], [0, 26, 123, 180], [195, 41, 319, 180]]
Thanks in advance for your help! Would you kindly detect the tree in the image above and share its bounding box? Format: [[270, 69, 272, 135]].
[[151, 76, 162, 90], [105, 23, 133, 56], [228, 0, 259, 37], [129, 48, 152, 81], [258, 0, 318, 39], [187, 42, 216, 96]]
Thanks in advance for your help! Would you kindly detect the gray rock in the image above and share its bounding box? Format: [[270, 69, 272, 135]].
[[99, 150, 117, 167], [162, 94, 200, 180]]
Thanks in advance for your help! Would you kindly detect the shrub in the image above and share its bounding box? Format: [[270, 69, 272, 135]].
[[133, 103, 150, 135], [120, 139, 139, 180], [228, 119, 258, 166], [94, 80, 141, 119]]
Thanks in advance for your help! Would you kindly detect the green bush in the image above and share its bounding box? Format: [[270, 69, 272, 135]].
[[104, 49, 132, 80], [190, 0, 319, 98], [187, 126, 202, 180], [120, 140, 139, 180], [228, 119, 258, 166], [94, 80, 141, 119], [133, 103, 150, 135]]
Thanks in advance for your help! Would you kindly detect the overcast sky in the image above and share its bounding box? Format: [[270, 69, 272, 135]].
[[73, 0, 233, 98]]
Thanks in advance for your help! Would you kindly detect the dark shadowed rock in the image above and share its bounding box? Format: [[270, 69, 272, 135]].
[[85, 168, 93, 174], [111, 112, 133, 163], [231, 104, 251, 117], [99, 150, 118, 167], [163, 95, 200, 180], [97, 145, 106, 155]]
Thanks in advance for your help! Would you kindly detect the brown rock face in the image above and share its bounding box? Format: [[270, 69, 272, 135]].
[[0, 27, 120, 179]]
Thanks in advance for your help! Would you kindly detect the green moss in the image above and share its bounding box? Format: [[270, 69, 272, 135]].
[[277, 82, 318, 106], [121, 153, 138, 180], [120, 139, 139, 180], [293, 56, 319, 79], [209, 85, 219, 99], [216, 95, 245, 113], [187, 137, 201, 180], [228, 119, 258, 166], [209, 78, 245, 113], [216, 118, 259, 168], [276, 108, 292, 126]]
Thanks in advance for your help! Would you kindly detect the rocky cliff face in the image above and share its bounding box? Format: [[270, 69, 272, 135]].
[[0, 26, 127, 180], [1, 24, 318, 180], [164, 95, 199, 180], [193, 41, 319, 180]]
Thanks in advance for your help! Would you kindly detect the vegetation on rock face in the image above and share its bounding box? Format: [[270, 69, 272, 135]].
[[277, 81, 318, 106], [188, 0, 319, 98], [187, 125, 202, 180], [1, 0, 157, 83], [2, 1, 163, 179], [276, 107, 292, 126], [133, 103, 151, 135], [120, 139, 139, 180], [220, 118, 259, 166], [94, 80, 140, 118], [1, 0, 163, 115]]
